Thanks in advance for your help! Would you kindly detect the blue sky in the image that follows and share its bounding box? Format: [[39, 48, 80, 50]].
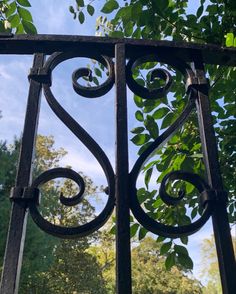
[[0, 0, 223, 284]]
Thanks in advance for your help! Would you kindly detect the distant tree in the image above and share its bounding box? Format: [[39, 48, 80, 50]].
[[200, 235, 236, 294], [0, 139, 19, 263], [0, 135, 107, 293], [90, 234, 203, 293], [29, 172, 107, 294], [132, 237, 202, 294]]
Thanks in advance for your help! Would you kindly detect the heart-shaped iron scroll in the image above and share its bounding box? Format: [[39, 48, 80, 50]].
[[129, 55, 213, 238]]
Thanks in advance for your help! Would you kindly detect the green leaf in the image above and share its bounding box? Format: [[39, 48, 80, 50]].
[[138, 142, 152, 155], [144, 167, 153, 188], [137, 188, 148, 204], [15, 23, 24, 34], [180, 236, 188, 245], [206, 4, 218, 14], [191, 207, 198, 219], [5, 1, 17, 18], [69, 6, 75, 14], [138, 227, 148, 240], [17, 0, 31, 7], [177, 254, 193, 270], [92, 76, 99, 85], [143, 161, 158, 171], [110, 30, 124, 38], [135, 77, 145, 87], [131, 134, 150, 146], [101, 0, 119, 14], [130, 223, 139, 238], [165, 252, 175, 270], [225, 33, 234, 47], [153, 107, 170, 119], [186, 182, 195, 194], [22, 20, 37, 34], [131, 2, 142, 22], [160, 241, 172, 255], [94, 67, 102, 77], [153, 197, 163, 208], [161, 112, 175, 129], [144, 115, 159, 139], [153, 0, 169, 13], [9, 14, 20, 28], [135, 110, 144, 122], [87, 4, 94, 16], [133, 27, 141, 38], [110, 225, 116, 234], [156, 236, 165, 243], [78, 11, 85, 24], [196, 5, 204, 18], [131, 127, 145, 134], [174, 245, 188, 256], [18, 7, 33, 22], [124, 21, 133, 37], [134, 95, 143, 108], [76, 0, 84, 7]]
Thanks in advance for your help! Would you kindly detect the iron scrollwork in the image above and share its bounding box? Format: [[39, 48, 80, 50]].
[[28, 52, 116, 238], [127, 54, 213, 238]]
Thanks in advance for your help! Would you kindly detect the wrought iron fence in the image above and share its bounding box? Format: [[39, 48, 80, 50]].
[[0, 34, 235, 293]]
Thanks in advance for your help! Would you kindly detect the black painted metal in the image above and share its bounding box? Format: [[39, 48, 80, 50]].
[[0, 35, 235, 294], [115, 43, 132, 294], [191, 54, 236, 293], [0, 53, 44, 294]]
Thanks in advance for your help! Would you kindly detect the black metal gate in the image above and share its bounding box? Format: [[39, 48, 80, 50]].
[[0, 34, 235, 294]]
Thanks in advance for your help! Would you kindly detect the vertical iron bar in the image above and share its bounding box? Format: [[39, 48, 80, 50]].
[[0, 53, 44, 294], [115, 43, 132, 294], [192, 57, 236, 294]]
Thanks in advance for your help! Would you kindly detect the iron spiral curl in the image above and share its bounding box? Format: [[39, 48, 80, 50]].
[[130, 169, 213, 238], [126, 54, 194, 99], [72, 56, 114, 98], [28, 52, 115, 238]]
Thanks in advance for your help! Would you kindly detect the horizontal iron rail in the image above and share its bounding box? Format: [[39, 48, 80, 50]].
[[0, 34, 236, 65]]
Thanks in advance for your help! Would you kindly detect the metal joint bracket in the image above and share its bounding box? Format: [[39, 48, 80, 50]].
[[10, 186, 40, 205], [186, 76, 209, 94], [200, 189, 228, 208], [28, 67, 52, 85]]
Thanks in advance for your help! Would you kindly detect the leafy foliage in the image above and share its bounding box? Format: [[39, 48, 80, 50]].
[[0, 0, 36, 33], [69, 0, 236, 270]]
